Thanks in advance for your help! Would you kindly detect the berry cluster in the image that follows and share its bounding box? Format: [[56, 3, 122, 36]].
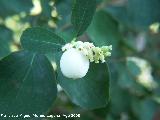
[[62, 41, 112, 63]]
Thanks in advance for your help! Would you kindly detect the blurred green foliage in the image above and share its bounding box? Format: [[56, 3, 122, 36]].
[[0, 0, 160, 120]]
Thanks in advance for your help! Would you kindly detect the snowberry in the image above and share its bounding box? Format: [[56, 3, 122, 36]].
[[60, 48, 90, 79], [60, 41, 112, 79]]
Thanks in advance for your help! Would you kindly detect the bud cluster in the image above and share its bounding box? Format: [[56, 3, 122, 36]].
[[62, 41, 112, 63]]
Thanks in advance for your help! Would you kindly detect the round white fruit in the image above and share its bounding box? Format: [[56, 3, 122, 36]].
[[60, 48, 90, 79]]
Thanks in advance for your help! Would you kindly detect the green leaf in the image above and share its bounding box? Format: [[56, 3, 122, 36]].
[[0, 0, 33, 18], [21, 27, 66, 54], [0, 25, 13, 58], [57, 61, 110, 109], [71, 0, 96, 36], [87, 10, 121, 56], [106, 0, 160, 30], [0, 50, 57, 114]]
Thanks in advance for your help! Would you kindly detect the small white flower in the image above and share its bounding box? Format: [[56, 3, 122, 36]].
[[60, 48, 89, 79], [74, 41, 83, 48], [84, 42, 94, 49]]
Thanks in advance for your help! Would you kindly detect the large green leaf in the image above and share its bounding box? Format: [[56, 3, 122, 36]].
[[106, 0, 160, 30], [0, 50, 57, 114], [87, 10, 121, 56], [0, 0, 33, 18], [0, 25, 13, 58], [57, 59, 110, 109], [21, 27, 65, 54], [71, 0, 96, 36]]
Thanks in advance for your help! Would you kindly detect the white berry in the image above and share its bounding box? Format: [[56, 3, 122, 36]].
[[60, 48, 89, 79]]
